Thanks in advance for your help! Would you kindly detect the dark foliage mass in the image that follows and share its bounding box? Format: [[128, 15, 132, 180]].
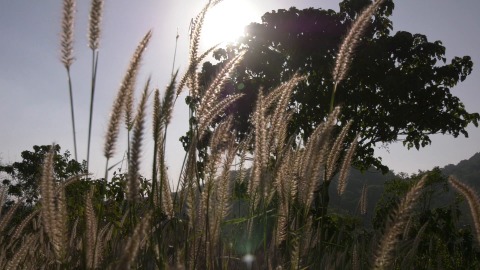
[[2, 144, 479, 269], [200, 0, 479, 173], [0, 144, 84, 204]]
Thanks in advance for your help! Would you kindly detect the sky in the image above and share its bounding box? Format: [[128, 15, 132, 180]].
[[0, 0, 479, 185]]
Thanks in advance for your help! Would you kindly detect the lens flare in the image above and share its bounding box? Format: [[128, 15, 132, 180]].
[[202, 1, 259, 45]]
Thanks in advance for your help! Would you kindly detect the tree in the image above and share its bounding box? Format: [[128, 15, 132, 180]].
[[0, 144, 84, 204], [199, 0, 479, 172], [0, 144, 153, 229]]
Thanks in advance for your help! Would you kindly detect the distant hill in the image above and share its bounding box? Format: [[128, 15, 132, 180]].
[[328, 167, 394, 227], [328, 152, 480, 227], [442, 152, 480, 186], [216, 152, 480, 228]]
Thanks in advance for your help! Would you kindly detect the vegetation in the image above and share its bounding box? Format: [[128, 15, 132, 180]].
[[0, 0, 479, 269], [198, 0, 479, 173]]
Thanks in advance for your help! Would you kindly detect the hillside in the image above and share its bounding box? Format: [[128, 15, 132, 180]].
[[442, 152, 480, 186], [328, 152, 480, 227]]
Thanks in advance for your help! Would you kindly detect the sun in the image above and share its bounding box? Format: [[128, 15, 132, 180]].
[[201, 1, 259, 46]]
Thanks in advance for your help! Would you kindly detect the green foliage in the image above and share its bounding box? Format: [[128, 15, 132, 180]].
[[373, 168, 480, 269], [0, 144, 84, 204], [200, 0, 479, 173]]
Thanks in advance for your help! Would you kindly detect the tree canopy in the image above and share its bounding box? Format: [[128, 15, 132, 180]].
[[199, 0, 479, 172], [0, 144, 84, 204]]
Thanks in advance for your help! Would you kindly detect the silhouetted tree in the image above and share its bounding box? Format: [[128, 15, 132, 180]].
[[199, 0, 479, 172], [0, 144, 84, 204]]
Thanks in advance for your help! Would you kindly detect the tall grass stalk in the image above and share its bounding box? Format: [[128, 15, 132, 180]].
[[61, 0, 78, 160], [86, 0, 104, 173]]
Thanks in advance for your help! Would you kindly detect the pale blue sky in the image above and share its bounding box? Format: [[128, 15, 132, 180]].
[[0, 0, 479, 184]]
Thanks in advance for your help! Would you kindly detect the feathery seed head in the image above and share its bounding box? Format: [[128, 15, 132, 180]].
[[152, 88, 162, 141], [332, 0, 384, 86], [360, 183, 368, 215], [326, 120, 353, 181], [117, 212, 153, 269], [85, 189, 98, 268], [40, 146, 56, 241], [373, 174, 427, 269], [104, 31, 152, 159], [88, 0, 104, 50], [127, 78, 150, 202], [337, 133, 360, 195], [61, 0, 76, 68], [0, 186, 6, 212], [161, 70, 179, 127], [449, 176, 480, 246]]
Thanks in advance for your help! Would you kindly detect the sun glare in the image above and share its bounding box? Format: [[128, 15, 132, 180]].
[[201, 1, 259, 46]]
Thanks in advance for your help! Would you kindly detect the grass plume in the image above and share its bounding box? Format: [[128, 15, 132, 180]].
[[61, 0, 78, 161], [372, 174, 427, 270], [104, 31, 151, 177], [60, 0, 75, 69], [449, 176, 480, 245], [86, 0, 104, 172], [88, 0, 103, 51], [127, 78, 150, 202], [330, 0, 384, 111]]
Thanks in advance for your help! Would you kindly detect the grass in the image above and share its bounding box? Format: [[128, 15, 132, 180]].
[[1, 0, 480, 269]]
